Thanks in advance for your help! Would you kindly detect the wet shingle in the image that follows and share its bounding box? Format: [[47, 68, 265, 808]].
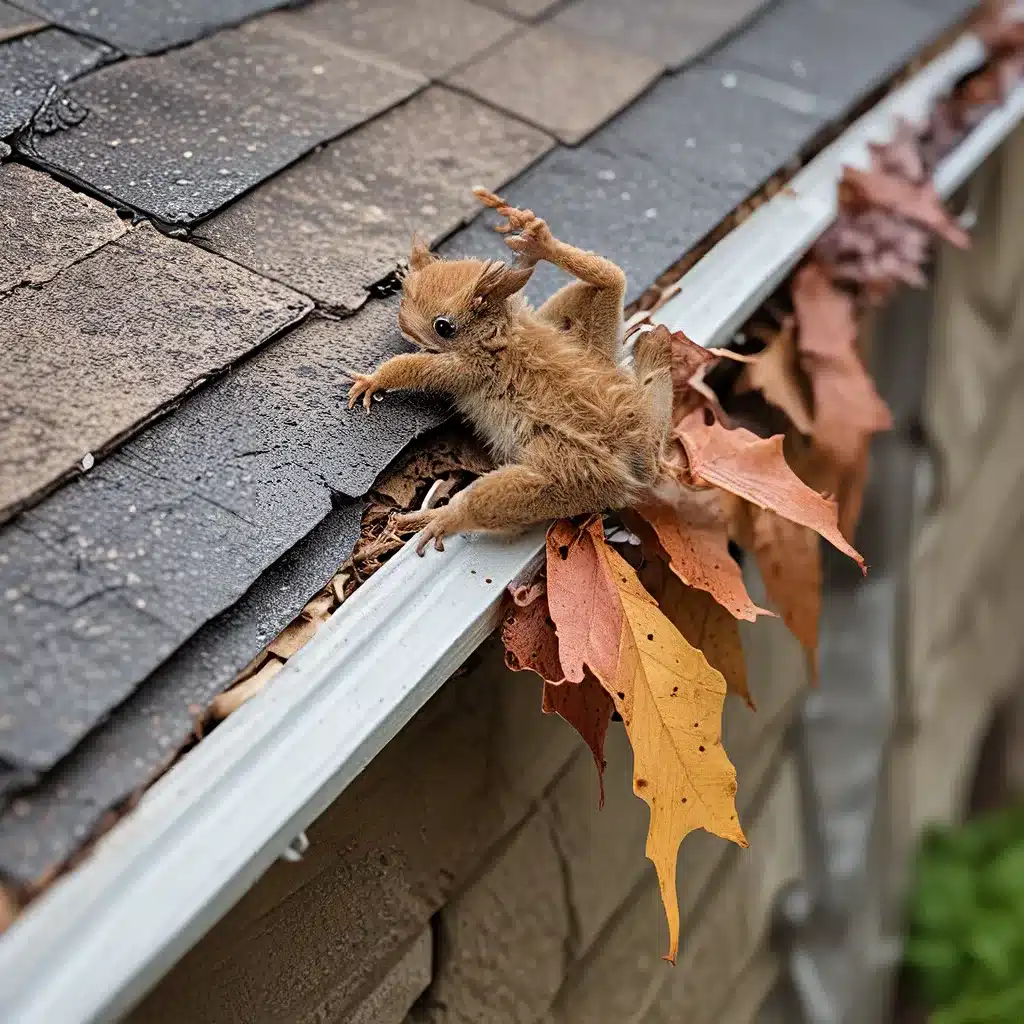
[[0, 222, 311, 521], [0, 28, 111, 138], [0, 162, 127, 293], [282, 0, 516, 78], [11, 0, 292, 55], [22, 15, 425, 225], [0, 2, 44, 43], [194, 86, 553, 312], [553, 0, 769, 70], [0, 296, 442, 779], [589, 65, 824, 194], [706, 0, 943, 118], [0, 501, 364, 884], [442, 144, 726, 304], [448, 24, 662, 145]]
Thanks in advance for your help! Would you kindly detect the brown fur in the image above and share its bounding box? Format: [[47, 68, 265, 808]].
[[348, 189, 672, 554]]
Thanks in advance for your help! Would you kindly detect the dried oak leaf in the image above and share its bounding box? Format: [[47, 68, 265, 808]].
[[675, 409, 865, 571], [731, 318, 814, 435], [839, 166, 969, 249], [546, 518, 746, 963], [792, 263, 892, 470], [502, 588, 613, 805], [662, 325, 722, 421], [632, 491, 770, 622]]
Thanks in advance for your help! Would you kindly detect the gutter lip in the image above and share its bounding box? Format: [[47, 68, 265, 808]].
[[1, 31, 1020, 1024]]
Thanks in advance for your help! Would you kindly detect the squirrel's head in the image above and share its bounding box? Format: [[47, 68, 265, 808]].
[[397, 235, 534, 354]]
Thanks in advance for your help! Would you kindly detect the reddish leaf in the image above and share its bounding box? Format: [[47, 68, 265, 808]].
[[542, 675, 614, 807], [503, 589, 613, 804], [662, 324, 719, 419], [675, 409, 865, 571], [502, 591, 562, 683], [840, 166, 969, 248], [792, 264, 892, 469], [634, 492, 770, 622]]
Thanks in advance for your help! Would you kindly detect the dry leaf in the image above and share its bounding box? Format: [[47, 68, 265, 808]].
[[657, 572, 755, 710], [792, 264, 892, 469], [840, 166, 970, 248], [734, 319, 814, 435], [210, 658, 285, 720], [663, 325, 719, 420], [502, 591, 563, 683], [546, 519, 746, 963], [542, 674, 614, 807], [0, 885, 17, 935], [633, 492, 769, 622], [736, 501, 821, 676], [675, 409, 865, 571], [502, 590, 613, 803]]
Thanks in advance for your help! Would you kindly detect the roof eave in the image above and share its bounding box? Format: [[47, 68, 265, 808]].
[[1, 29, 1021, 1024]]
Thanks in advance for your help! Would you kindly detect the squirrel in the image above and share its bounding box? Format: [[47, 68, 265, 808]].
[[347, 187, 673, 555]]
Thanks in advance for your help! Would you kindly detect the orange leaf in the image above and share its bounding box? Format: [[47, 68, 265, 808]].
[[840, 165, 969, 248], [546, 518, 746, 963], [675, 410, 865, 571], [502, 589, 613, 804], [735, 319, 814, 435], [542, 674, 614, 807], [737, 501, 822, 676], [792, 264, 892, 469], [634, 492, 770, 622]]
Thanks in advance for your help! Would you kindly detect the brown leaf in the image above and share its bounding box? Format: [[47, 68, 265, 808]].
[[0, 885, 17, 936], [657, 574, 755, 710], [503, 590, 613, 804], [665, 325, 718, 419], [502, 591, 563, 683], [675, 410, 865, 571], [542, 675, 614, 807], [792, 264, 892, 469], [840, 166, 970, 248], [737, 501, 821, 676], [734, 319, 814, 435], [633, 492, 769, 622], [546, 518, 746, 963], [268, 616, 319, 659]]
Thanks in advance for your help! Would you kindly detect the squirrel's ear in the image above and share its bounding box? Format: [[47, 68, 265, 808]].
[[409, 233, 438, 271], [473, 261, 534, 303]]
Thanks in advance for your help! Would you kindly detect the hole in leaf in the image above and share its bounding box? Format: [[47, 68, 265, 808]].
[[698, 745, 705, 752]]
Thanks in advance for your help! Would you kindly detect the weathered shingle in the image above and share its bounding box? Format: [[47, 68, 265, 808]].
[[0, 162, 127, 292], [282, 0, 517, 78], [11, 0, 293, 55], [0, 296, 442, 780], [707, 0, 946, 118], [0, 2, 44, 43], [22, 14, 426, 225], [0, 501, 365, 884], [553, 0, 770, 70], [0, 28, 111, 138], [477, 0, 561, 18], [194, 86, 553, 312], [448, 24, 663, 145], [442, 144, 727, 304], [0, 221, 311, 520], [589, 65, 824, 194]]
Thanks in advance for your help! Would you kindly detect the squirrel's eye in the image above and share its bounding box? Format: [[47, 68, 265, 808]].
[[433, 316, 457, 340]]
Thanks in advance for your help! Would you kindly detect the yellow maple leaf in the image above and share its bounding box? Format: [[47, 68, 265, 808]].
[[547, 519, 747, 962]]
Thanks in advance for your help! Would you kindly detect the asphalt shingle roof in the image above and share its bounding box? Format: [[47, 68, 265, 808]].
[[0, 0, 976, 883]]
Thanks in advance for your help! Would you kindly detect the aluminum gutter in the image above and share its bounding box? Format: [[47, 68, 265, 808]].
[[0, 31, 1021, 1024]]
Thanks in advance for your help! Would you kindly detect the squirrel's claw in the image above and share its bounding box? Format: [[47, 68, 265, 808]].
[[346, 371, 379, 413]]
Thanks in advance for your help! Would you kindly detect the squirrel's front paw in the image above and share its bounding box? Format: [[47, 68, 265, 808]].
[[346, 371, 382, 413], [393, 508, 453, 556]]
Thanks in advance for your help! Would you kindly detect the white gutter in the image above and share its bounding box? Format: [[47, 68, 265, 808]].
[[1, 31, 1021, 1024]]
